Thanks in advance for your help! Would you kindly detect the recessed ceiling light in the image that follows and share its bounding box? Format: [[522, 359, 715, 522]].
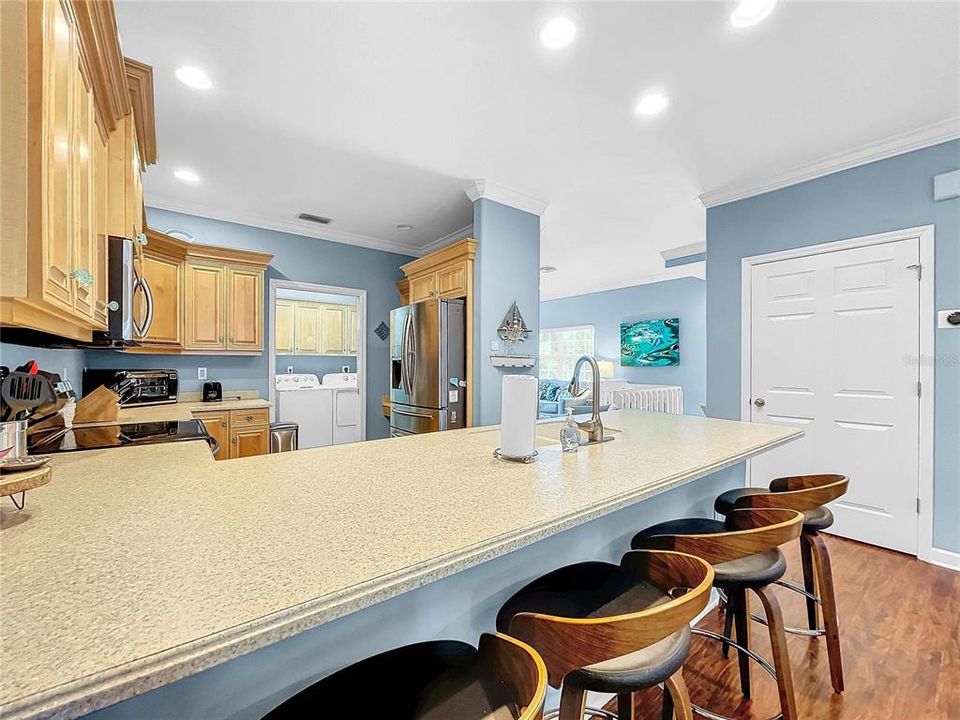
[[540, 265, 558, 274], [174, 168, 200, 183], [539, 17, 577, 50], [396, 224, 414, 231], [634, 91, 669, 117], [730, 0, 776, 28], [175, 66, 212, 90]]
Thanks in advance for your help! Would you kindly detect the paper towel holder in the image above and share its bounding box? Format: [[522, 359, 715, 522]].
[[493, 447, 539, 464]]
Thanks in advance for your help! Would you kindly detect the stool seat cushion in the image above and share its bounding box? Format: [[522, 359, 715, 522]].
[[714, 487, 835, 530], [565, 627, 692, 693], [631, 518, 787, 588], [261, 640, 518, 719]]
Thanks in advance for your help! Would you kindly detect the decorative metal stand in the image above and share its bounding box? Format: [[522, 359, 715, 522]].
[[690, 627, 783, 720], [493, 448, 538, 464]]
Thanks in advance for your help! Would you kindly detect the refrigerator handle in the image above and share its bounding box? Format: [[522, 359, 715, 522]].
[[401, 314, 414, 395], [406, 314, 417, 394]]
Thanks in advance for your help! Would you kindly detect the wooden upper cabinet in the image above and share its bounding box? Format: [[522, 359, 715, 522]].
[[275, 301, 295, 354], [295, 304, 320, 354], [408, 273, 437, 303], [184, 262, 226, 350], [437, 261, 468, 299], [226, 266, 262, 351], [319, 305, 345, 354], [131, 230, 185, 349], [41, 0, 75, 312], [72, 69, 98, 321]]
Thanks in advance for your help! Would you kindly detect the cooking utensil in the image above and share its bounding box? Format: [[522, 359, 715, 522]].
[[1, 373, 55, 422]]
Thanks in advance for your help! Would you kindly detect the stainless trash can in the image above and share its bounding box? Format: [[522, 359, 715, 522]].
[[269, 422, 299, 453]]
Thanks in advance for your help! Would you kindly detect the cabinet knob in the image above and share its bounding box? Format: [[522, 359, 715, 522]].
[[230, 337, 234, 343], [246, 415, 253, 422], [219, 336, 224, 342], [221, 421, 227, 428], [107, 301, 120, 312], [232, 436, 237, 444]]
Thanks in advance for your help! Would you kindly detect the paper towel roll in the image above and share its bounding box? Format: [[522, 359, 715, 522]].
[[500, 374, 538, 460]]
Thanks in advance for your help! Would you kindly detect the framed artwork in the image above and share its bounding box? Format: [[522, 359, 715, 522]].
[[620, 318, 680, 366]]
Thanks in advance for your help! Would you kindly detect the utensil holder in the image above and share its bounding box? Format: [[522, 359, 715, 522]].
[[0, 421, 29, 458]]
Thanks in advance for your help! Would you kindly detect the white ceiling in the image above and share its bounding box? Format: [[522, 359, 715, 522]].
[[116, 1, 959, 300]]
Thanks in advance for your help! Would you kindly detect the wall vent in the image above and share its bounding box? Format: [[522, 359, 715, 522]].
[[297, 212, 332, 225]]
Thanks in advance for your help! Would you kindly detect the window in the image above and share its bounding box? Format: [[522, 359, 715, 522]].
[[538, 325, 595, 380]]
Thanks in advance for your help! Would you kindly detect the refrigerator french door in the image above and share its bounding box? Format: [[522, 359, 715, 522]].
[[390, 298, 466, 436]]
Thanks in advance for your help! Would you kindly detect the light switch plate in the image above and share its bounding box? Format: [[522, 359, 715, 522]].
[[938, 310, 960, 329], [197, 367, 207, 380], [286, 366, 294, 374], [490, 340, 501, 352]]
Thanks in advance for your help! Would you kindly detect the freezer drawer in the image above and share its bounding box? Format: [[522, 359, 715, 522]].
[[390, 404, 445, 435]]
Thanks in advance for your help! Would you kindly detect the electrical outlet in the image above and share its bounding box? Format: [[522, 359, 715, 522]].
[[490, 340, 501, 352], [286, 366, 294, 374], [341, 365, 349, 373], [198, 367, 207, 380]]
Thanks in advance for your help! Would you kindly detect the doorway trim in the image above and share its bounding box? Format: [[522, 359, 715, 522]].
[[738, 225, 945, 568], [268, 279, 367, 442]]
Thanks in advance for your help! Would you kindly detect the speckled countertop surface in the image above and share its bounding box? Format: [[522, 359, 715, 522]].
[[0, 411, 800, 719], [114, 397, 271, 424]]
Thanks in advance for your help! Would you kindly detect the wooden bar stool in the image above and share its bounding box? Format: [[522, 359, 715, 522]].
[[496, 549, 714, 720], [714, 473, 848, 692], [631, 508, 804, 720], [260, 633, 547, 719]]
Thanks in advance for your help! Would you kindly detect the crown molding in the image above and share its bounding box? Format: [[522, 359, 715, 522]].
[[464, 179, 549, 216], [699, 117, 960, 209], [420, 224, 474, 255], [146, 198, 422, 257], [660, 241, 705, 263]]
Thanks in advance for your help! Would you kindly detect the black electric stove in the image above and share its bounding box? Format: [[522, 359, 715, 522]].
[[29, 420, 215, 454]]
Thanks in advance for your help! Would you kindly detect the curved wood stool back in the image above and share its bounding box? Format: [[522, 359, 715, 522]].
[[634, 509, 804, 720], [260, 632, 547, 720], [507, 550, 713, 720], [733, 473, 849, 693]]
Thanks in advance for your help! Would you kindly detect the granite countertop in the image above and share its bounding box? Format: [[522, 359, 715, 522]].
[[115, 397, 272, 424], [0, 411, 801, 719]]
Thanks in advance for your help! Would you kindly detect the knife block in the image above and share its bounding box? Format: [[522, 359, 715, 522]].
[[73, 386, 121, 426]]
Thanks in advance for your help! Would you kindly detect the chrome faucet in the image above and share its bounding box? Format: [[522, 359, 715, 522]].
[[567, 354, 611, 445]]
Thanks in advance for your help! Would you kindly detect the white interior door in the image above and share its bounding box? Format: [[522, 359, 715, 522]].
[[748, 237, 921, 554]]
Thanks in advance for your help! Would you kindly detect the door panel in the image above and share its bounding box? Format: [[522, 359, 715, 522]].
[[749, 238, 921, 553], [295, 304, 319, 353], [193, 411, 229, 461], [437, 261, 467, 298], [230, 426, 268, 458], [72, 71, 96, 319], [227, 266, 262, 350], [408, 300, 441, 408], [408, 273, 436, 303], [184, 263, 225, 350], [275, 301, 295, 353], [319, 305, 345, 354]]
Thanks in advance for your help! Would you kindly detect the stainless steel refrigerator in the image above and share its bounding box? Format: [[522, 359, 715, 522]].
[[389, 298, 466, 436]]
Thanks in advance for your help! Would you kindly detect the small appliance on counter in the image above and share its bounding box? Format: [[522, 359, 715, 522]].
[[202, 381, 223, 402], [81, 369, 178, 407]]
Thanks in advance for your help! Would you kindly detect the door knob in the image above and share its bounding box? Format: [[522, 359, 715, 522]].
[[753, 398, 766, 408]]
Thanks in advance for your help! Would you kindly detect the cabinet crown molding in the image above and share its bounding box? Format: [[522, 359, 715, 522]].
[[400, 238, 476, 278], [124, 57, 157, 166]]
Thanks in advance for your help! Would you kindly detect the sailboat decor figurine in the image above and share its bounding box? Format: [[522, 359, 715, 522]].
[[497, 301, 531, 343]]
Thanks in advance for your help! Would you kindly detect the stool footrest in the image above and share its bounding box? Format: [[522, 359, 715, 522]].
[[543, 706, 618, 719], [690, 628, 783, 720], [718, 583, 831, 637]]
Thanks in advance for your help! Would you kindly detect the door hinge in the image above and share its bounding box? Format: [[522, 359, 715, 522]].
[[916, 497, 921, 514], [907, 263, 922, 279]]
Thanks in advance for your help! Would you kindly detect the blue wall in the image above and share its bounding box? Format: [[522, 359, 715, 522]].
[[274, 356, 355, 378], [0, 343, 86, 387], [541, 277, 706, 415], [472, 199, 541, 426], [85, 208, 415, 440], [706, 140, 960, 553]]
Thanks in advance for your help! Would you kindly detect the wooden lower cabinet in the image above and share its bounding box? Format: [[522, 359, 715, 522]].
[[193, 410, 229, 461], [230, 425, 269, 458], [193, 408, 269, 461]]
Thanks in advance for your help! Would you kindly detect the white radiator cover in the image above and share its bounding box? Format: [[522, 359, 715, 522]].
[[599, 381, 684, 415]]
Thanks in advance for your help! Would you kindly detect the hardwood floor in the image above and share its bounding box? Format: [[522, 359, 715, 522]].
[[610, 535, 960, 720]]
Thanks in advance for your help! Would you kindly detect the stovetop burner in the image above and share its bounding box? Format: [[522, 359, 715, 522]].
[[29, 420, 213, 454]]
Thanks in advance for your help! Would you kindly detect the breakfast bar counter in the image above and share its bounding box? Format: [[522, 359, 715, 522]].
[[0, 410, 800, 720]]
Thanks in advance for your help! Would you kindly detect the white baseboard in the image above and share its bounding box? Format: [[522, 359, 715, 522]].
[[921, 546, 960, 572]]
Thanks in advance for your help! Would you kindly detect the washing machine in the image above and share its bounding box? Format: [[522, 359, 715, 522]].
[[275, 373, 333, 449]]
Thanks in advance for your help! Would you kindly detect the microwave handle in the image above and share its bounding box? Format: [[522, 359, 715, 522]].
[[132, 272, 154, 339]]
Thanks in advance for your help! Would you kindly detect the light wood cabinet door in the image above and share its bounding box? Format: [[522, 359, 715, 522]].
[[275, 301, 295, 354], [184, 262, 226, 350], [437, 261, 467, 299], [92, 126, 110, 328], [230, 426, 269, 459], [408, 273, 437, 303], [226, 266, 262, 351], [71, 71, 97, 320], [320, 305, 345, 354], [136, 252, 182, 346], [41, 0, 75, 312], [295, 304, 319, 354], [344, 306, 358, 354], [193, 410, 230, 461]]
